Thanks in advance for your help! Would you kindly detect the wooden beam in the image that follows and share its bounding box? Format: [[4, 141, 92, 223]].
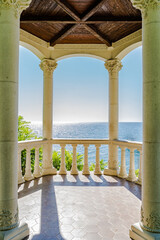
[[82, 0, 107, 21], [53, 0, 80, 21], [50, 24, 78, 46], [84, 24, 111, 46], [21, 20, 142, 24]]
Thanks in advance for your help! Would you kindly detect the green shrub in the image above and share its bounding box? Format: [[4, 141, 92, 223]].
[[135, 169, 139, 177], [52, 150, 84, 171], [89, 159, 107, 171]]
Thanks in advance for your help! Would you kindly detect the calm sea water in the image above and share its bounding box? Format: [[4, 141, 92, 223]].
[[31, 122, 142, 172]]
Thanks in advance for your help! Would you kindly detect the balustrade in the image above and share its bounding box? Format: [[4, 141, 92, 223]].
[[33, 147, 41, 178], [24, 147, 34, 181], [59, 144, 67, 174], [94, 144, 102, 175], [71, 144, 78, 175], [18, 149, 24, 184], [82, 144, 90, 175], [119, 146, 127, 178], [17, 139, 142, 185]]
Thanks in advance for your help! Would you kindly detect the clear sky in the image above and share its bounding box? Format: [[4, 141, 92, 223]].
[[19, 46, 142, 123]]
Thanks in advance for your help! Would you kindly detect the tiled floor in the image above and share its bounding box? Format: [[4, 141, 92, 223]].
[[18, 173, 141, 240]]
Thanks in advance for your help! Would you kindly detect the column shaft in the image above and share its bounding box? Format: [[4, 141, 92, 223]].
[[0, 8, 19, 230], [142, 5, 160, 233], [40, 59, 57, 175], [130, 1, 160, 239], [0, 1, 31, 238], [104, 59, 122, 176]]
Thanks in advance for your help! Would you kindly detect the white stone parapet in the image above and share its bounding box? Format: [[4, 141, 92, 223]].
[[18, 138, 142, 185]]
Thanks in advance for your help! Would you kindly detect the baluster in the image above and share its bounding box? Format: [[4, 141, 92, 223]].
[[24, 147, 34, 181], [18, 149, 24, 184], [33, 147, 41, 178], [119, 146, 127, 178], [94, 144, 102, 175], [127, 147, 137, 182], [137, 149, 142, 185], [59, 144, 67, 174], [71, 144, 78, 175], [82, 144, 90, 175]]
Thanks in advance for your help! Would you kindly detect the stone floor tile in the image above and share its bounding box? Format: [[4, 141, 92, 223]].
[[71, 229, 86, 238], [84, 232, 102, 240], [18, 173, 141, 240], [60, 224, 73, 233]]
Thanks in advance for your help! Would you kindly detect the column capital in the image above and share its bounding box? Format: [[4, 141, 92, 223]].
[[104, 58, 122, 74], [131, 0, 160, 17], [0, 0, 31, 17], [40, 59, 57, 73]]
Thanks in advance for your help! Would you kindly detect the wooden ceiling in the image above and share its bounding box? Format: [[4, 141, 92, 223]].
[[20, 0, 142, 46]]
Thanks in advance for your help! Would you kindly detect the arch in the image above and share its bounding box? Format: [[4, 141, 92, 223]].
[[20, 41, 45, 60], [56, 53, 106, 62], [116, 41, 142, 60]]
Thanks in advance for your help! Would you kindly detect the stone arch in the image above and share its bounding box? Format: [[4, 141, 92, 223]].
[[20, 41, 45, 60], [116, 41, 142, 60], [55, 53, 106, 62]]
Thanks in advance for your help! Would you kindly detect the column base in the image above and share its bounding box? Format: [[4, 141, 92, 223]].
[[103, 168, 118, 176], [130, 222, 160, 240], [94, 169, 102, 175], [118, 173, 128, 179], [59, 170, 67, 175], [127, 175, 137, 182], [18, 177, 25, 185], [70, 170, 78, 175], [24, 175, 34, 182], [0, 223, 29, 240], [82, 170, 90, 175], [33, 172, 42, 178], [42, 167, 57, 176], [136, 179, 142, 185]]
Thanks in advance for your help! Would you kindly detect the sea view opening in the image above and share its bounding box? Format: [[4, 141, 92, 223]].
[[1, 1, 160, 239], [18, 46, 142, 183]]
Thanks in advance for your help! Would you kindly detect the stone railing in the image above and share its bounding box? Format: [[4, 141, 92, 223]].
[[113, 140, 142, 184], [18, 139, 142, 185]]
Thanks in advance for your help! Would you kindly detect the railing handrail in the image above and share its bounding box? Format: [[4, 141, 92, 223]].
[[18, 138, 142, 148], [112, 139, 142, 149]]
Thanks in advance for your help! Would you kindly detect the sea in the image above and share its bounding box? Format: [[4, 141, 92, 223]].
[[30, 122, 142, 172]]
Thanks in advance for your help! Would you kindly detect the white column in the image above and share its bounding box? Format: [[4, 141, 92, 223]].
[[104, 59, 122, 176], [71, 144, 78, 175], [0, 1, 31, 238], [40, 59, 57, 175], [119, 146, 127, 178], [82, 144, 90, 175], [130, 1, 160, 239], [94, 144, 102, 175]]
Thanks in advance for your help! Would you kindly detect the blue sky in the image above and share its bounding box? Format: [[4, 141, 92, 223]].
[[19, 46, 142, 123]]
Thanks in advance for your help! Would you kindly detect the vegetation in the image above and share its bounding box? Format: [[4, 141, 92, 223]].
[[135, 169, 139, 177], [18, 115, 38, 141]]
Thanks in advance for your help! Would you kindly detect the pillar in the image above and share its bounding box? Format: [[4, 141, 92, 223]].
[[40, 59, 57, 175], [103, 59, 122, 176], [0, 1, 31, 239], [130, 1, 160, 239]]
